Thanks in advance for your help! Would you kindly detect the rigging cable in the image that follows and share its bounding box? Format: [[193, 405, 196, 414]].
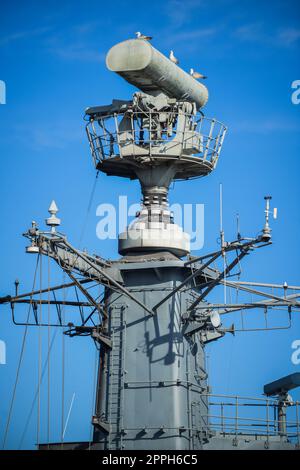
[[55, 170, 101, 325], [78, 170, 99, 249], [2, 255, 40, 449], [17, 327, 58, 449], [37, 253, 43, 448], [62, 392, 76, 440], [61, 272, 66, 448], [8, 172, 101, 449], [19, 171, 100, 449], [219, 183, 227, 305], [52, 172, 101, 447], [89, 347, 99, 450], [47, 253, 51, 447]]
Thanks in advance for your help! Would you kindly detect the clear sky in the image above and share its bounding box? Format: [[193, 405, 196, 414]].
[[0, 0, 299, 449]]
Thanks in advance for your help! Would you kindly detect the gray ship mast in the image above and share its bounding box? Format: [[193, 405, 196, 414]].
[[1, 38, 300, 451]]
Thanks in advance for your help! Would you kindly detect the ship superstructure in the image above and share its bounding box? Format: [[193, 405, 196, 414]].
[[1, 39, 300, 450]]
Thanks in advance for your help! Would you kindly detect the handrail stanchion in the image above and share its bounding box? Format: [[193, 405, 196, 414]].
[[266, 398, 270, 447], [235, 396, 238, 439], [221, 402, 224, 434], [296, 401, 300, 448]]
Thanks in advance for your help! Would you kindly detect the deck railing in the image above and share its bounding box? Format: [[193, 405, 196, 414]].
[[86, 110, 227, 172], [193, 392, 300, 445]]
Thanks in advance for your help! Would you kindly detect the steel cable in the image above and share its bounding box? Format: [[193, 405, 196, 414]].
[[17, 327, 58, 449], [37, 253, 43, 447], [2, 255, 40, 449]]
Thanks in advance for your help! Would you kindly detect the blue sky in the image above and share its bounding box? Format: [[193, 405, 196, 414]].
[[0, 0, 300, 449]]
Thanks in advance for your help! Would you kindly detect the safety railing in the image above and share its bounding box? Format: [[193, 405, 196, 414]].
[[86, 110, 227, 172], [193, 393, 300, 445]]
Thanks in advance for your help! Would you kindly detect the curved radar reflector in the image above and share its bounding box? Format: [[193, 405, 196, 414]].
[[106, 39, 209, 109], [210, 311, 221, 328]]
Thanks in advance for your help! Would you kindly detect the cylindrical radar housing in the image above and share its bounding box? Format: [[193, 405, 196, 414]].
[[106, 39, 209, 109]]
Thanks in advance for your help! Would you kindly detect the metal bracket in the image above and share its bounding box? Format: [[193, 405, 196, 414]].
[[92, 416, 111, 434], [200, 329, 225, 344], [91, 330, 112, 349], [183, 320, 205, 336]]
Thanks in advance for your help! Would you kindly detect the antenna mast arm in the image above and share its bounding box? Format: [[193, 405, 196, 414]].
[[23, 226, 154, 316]]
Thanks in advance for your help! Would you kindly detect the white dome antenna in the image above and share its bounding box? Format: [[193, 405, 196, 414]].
[[210, 311, 221, 328]]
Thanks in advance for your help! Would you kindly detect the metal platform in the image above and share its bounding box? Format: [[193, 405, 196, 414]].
[[86, 110, 226, 180], [38, 391, 300, 450]]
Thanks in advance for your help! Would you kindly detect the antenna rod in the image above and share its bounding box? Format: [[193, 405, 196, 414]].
[[236, 212, 241, 240], [264, 196, 271, 228], [219, 183, 224, 249], [220, 183, 226, 303], [262, 196, 272, 241]]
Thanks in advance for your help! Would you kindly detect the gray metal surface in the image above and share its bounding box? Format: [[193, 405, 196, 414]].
[[202, 434, 296, 450], [264, 373, 300, 396], [86, 110, 226, 181], [3, 37, 300, 452], [106, 39, 208, 109], [93, 259, 208, 449]]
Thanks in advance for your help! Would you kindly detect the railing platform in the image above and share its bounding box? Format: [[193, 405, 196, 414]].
[[86, 110, 227, 180]]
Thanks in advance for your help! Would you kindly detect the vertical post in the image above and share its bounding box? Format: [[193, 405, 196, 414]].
[[114, 113, 122, 159], [214, 125, 227, 167], [130, 112, 135, 158], [296, 401, 300, 447], [149, 111, 152, 158], [203, 118, 215, 161], [266, 398, 270, 447], [95, 119, 104, 161], [186, 350, 191, 450], [92, 298, 110, 448], [277, 397, 287, 436], [221, 403, 224, 433], [235, 396, 238, 437]]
